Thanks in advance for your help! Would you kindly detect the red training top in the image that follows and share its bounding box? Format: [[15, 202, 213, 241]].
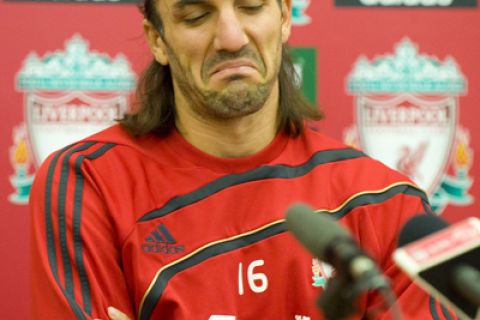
[[30, 125, 455, 320]]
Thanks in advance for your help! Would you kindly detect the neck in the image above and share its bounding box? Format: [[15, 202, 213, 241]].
[[175, 86, 280, 158]]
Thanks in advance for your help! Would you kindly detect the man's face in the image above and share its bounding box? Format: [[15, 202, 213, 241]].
[[149, 0, 292, 119]]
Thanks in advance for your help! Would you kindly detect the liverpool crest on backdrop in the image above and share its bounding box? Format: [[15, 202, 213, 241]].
[[344, 38, 474, 214], [9, 34, 136, 204]]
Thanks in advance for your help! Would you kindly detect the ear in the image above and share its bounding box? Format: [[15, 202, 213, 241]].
[[143, 19, 169, 66], [280, 0, 292, 43]]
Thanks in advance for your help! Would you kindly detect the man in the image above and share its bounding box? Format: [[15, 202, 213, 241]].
[[30, 0, 454, 319]]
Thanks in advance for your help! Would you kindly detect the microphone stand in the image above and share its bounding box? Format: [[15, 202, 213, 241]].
[[317, 270, 397, 320], [318, 275, 358, 320]]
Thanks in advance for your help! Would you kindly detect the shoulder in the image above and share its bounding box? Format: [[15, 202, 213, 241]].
[[31, 125, 148, 193], [300, 127, 428, 209], [82, 124, 139, 146], [300, 127, 406, 180], [38, 124, 165, 175]]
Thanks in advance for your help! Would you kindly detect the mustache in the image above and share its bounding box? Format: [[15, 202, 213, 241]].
[[202, 47, 264, 76]]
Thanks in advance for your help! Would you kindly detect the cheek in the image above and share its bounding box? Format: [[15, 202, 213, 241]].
[[257, 29, 283, 74], [178, 39, 210, 83], [168, 48, 199, 85], [245, 15, 283, 66]]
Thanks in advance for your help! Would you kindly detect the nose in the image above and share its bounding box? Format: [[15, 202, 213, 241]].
[[213, 9, 249, 52]]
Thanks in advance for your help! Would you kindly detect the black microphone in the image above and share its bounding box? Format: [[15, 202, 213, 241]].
[[397, 213, 449, 246], [286, 203, 392, 319], [394, 214, 480, 320]]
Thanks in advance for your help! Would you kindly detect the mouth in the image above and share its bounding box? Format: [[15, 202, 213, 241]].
[[209, 59, 257, 78]]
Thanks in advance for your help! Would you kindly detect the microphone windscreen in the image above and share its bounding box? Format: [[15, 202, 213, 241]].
[[285, 203, 350, 260], [398, 214, 449, 247]]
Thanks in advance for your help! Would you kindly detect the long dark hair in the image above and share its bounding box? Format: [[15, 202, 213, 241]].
[[120, 1, 323, 137]]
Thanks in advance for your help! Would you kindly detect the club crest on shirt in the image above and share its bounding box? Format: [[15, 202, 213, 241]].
[[9, 34, 136, 204], [312, 258, 334, 288], [344, 38, 474, 214]]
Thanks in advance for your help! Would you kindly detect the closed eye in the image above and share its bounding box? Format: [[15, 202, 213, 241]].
[[240, 4, 264, 13], [184, 11, 210, 24]]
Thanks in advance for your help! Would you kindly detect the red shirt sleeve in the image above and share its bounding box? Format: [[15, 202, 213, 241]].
[[29, 143, 135, 320], [350, 192, 459, 320]]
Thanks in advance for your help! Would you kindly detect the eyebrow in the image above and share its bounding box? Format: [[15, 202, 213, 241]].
[[173, 0, 210, 9]]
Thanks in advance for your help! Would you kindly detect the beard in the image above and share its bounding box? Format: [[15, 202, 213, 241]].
[[199, 79, 273, 118], [165, 43, 281, 120]]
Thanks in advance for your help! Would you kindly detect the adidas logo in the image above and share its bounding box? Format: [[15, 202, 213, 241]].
[[141, 224, 185, 254]]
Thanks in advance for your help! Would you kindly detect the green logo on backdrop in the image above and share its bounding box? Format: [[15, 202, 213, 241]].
[[291, 47, 317, 106]]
